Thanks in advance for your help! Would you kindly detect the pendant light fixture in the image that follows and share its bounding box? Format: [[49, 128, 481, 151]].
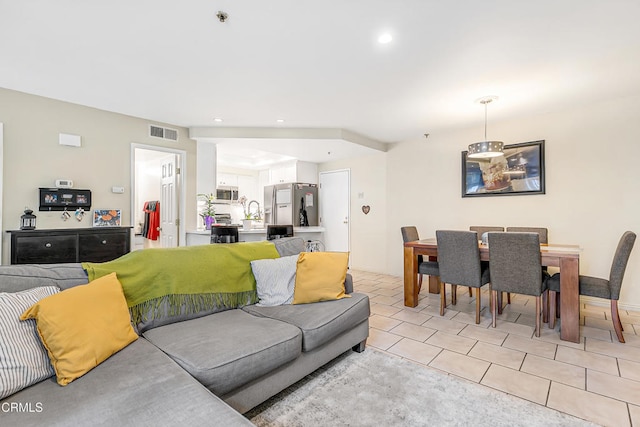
[[467, 96, 504, 159]]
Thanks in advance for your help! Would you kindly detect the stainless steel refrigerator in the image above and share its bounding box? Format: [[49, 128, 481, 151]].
[[264, 183, 318, 226]]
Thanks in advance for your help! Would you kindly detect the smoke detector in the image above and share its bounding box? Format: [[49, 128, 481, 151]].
[[216, 11, 228, 22]]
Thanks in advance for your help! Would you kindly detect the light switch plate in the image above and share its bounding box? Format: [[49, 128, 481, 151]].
[[112, 186, 125, 194]]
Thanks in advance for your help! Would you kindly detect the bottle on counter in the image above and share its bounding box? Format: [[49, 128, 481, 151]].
[[299, 197, 308, 227]]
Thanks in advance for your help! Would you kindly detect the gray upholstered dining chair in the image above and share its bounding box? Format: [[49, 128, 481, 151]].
[[470, 226, 504, 242], [505, 227, 549, 314], [401, 226, 439, 293], [488, 232, 549, 337], [506, 227, 548, 244], [436, 230, 491, 322], [469, 226, 504, 296], [547, 231, 636, 342]]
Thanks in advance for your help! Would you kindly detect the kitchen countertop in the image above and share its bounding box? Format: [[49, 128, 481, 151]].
[[188, 226, 325, 235]]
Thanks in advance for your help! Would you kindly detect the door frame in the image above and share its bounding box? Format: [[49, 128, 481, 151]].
[[0, 123, 3, 263], [319, 168, 351, 255], [130, 143, 187, 247]]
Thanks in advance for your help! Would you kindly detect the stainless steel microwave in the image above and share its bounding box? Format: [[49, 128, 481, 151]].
[[215, 186, 239, 204]]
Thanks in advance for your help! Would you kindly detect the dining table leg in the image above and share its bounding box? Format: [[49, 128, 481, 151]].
[[559, 257, 580, 343], [404, 246, 419, 307], [427, 255, 439, 294]]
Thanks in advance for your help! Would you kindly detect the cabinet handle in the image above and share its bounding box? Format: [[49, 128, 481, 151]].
[[101, 240, 107, 245], [45, 243, 52, 248]]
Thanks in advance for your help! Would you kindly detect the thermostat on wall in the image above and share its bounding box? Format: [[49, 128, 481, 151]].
[[55, 179, 74, 189]]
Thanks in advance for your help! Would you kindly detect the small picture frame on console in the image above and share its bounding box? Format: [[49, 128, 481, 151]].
[[93, 209, 121, 227]]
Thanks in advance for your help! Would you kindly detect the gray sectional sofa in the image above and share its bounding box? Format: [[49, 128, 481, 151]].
[[0, 238, 370, 426]]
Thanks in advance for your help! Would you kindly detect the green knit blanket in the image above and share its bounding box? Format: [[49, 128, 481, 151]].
[[82, 241, 280, 324]]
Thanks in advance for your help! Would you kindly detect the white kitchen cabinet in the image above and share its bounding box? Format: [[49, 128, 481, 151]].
[[258, 169, 270, 205], [269, 163, 297, 184], [296, 161, 318, 184], [217, 173, 238, 187], [237, 175, 258, 203], [268, 161, 318, 185]]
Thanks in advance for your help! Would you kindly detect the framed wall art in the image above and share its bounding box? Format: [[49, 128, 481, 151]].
[[93, 209, 121, 227], [462, 140, 545, 198], [39, 188, 92, 211]]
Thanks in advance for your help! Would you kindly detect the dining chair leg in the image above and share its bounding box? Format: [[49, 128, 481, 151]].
[[489, 284, 493, 318], [507, 293, 511, 304], [491, 290, 497, 328], [497, 292, 504, 315], [468, 287, 473, 297], [451, 285, 457, 305], [475, 289, 481, 324], [440, 281, 446, 316], [542, 290, 549, 323], [548, 291, 557, 329], [611, 300, 625, 343], [535, 296, 541, 337], [418, 274, 423, 293]]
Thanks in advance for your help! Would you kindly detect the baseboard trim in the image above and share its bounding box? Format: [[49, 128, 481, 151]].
[[581, 296, 640, 313]]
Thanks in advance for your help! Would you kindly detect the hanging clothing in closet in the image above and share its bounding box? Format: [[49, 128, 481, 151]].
[[143, 201, 160, 240]]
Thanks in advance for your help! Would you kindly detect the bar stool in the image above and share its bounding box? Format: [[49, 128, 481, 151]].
[[211, 225, 239, 243]]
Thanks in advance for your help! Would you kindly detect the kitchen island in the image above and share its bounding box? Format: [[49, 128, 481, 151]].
[[186, 226, 325, 246]]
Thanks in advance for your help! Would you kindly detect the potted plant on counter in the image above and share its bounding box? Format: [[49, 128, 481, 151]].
[[197, 193, 216, 230], [238, 196, 252, 230]]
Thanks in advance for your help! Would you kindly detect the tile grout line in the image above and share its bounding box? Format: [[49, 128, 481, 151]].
[[354, 271, 640, 423]]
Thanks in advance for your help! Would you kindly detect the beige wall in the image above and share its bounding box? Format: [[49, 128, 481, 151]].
[[0, 88, 197, 263], [393, 94, 640, 309], [2, 87, 638, 309], [325, 94, 640, 310], [319, 152, 388, 273]]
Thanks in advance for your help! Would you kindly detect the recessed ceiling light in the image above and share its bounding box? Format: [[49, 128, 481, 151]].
[[213, 117, 223, 122], [276, 119, 285, 123], [378, 33, 393, 44]]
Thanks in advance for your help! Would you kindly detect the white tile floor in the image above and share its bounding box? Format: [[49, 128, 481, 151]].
[[352, 270, 640, 427]]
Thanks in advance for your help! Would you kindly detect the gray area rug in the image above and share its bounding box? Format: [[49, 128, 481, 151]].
[[246, 349, 597, 427]]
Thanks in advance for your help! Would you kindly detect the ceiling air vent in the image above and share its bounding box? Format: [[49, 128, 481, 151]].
[[149, 124, 178, 141]]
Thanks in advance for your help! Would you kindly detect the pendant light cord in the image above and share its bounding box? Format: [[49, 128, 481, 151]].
[[484, 101, 488, 140]]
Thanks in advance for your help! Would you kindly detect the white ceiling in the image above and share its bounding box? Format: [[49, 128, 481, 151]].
[[214, 137, 379, 169], [1, 1, 639, 166]]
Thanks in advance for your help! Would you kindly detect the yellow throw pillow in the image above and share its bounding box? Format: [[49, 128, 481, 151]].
[[293, 252, 351, 304], [21, 272, 138, 386]]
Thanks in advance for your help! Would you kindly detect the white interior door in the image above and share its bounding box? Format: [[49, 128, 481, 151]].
[[319, 169, 350, 253], [132, 144, 186, 249], [160, 155, 178, 248]]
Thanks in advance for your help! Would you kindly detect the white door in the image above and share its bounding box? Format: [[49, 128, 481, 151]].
[[319, 169, 350, 252], [160, 155, 179, 247]]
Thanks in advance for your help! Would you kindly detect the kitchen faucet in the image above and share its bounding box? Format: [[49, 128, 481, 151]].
[[247, 200, 261, 219]]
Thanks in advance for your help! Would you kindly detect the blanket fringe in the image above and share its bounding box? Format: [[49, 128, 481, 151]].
[[129, 291, 258, 325]]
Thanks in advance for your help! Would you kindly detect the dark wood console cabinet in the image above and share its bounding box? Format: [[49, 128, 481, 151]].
[[8, 228, 131, 264]]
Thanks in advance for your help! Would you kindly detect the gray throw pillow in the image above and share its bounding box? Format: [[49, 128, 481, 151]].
[[0, 286, 59, 399], [272, 237, 306, 257], [250, 255, 299, 306]]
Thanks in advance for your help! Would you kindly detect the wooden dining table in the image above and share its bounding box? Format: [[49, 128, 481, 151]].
[[404, 238, 582, 343]]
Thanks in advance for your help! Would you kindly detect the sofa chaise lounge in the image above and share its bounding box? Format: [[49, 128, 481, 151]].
[[0, 237, 370, 426]]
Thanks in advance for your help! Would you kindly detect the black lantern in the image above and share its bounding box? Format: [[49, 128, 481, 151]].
[[20, 208, 36, 230]]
